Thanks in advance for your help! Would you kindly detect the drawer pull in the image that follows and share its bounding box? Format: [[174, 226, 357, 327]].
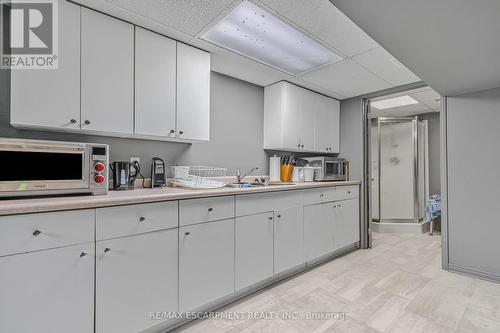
[[184, 232, 191, 236], [139, 216, 146, 222], [347, 191, 351, 194], [104, 248, 111, 253], [320, 194, 324, 198], [208, 208, 213, 212], [268, 216, 273, 221], [277, 214, 282, 218], [32, 229, 42, 236], [80, 252, 87, 257]]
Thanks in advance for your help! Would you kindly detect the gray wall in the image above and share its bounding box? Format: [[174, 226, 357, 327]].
[[339, 97, 364, 181], [419, 112, 440, 195], [446, 86, 500, 279], [0, 69, 268, 177]]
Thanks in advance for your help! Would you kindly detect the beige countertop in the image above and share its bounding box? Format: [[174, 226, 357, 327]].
[[0, 181, 361, 216]]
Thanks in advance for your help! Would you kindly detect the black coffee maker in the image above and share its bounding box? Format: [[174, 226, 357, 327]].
[[109, 161, 139, 190]]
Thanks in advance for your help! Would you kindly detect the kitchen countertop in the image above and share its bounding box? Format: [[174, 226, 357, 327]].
[[0, 181, 361, 216]]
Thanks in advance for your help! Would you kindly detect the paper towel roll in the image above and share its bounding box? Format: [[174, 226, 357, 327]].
[[269, 155, 280, 182]]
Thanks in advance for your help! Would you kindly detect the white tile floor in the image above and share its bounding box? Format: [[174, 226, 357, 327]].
[[173, 233, 500, 332]]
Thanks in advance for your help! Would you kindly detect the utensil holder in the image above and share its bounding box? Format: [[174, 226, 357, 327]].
[[280, 165, 294, 182]]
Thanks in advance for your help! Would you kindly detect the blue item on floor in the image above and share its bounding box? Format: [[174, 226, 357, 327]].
[[426, 195, 441, 220]]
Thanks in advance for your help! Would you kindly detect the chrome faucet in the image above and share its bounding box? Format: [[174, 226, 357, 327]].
[[236, 167, 259, 184]]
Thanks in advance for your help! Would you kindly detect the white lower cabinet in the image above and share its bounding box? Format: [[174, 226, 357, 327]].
[[179, 219, 234, 311], [235, 212, 274, 290], [0, 243, 94, 333], [333, 199, 360, 251], [96, 229, 178, 333], [304, 203, 335, 261], [274, 206, 304, 274]]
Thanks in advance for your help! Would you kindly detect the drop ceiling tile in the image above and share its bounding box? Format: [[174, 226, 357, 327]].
[[410, 89, 441, 111], [300, 59, 392, 98], [258, 0, 379, 57], [99, 0, 236, 36], [353, 47, 421, 86]]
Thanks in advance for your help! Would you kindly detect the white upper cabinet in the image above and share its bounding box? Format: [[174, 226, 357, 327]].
[[177, 43, 210, 141], [11, 0, 81, 130], [264, 81, 340, 153], [315, 95, 340, 153], [134, 27, 177, 137], [81, 8, 134, 134]]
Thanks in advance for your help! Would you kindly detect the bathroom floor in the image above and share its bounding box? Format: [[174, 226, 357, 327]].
[[174, 232, 500, 333]]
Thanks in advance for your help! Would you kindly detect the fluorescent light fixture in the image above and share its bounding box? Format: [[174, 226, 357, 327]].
[[201, 1, 342, 75], [371, 95, 419, 110]]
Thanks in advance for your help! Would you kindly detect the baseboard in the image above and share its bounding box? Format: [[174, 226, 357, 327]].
[[448, 264, 500, 284]]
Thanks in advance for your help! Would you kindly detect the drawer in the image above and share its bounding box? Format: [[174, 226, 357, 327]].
[[236, 191, 302, 217], [337, 186, 359, 200], [96, 201, 178, 240], [0, 209, 94, 257], [303, 187, 337, 206], [179, 196, 234, 227], [303, 186, 359, 206]]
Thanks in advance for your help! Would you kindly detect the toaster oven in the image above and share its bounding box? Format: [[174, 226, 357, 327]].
[[304, 156, 347, 181], [0, 138, 108, 197]]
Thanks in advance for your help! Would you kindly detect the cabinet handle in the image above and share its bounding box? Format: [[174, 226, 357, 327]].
[[32, 229, 41, 236], [104, 248, 111, 253], [277, 214, 282, 218], [297, 144, 301, 148], [301, 145, 304, 148], [80, 252, 87, 257], [170, 129, 175, 134], [320, 194, 324, 198], [70, 119, 77, 124], [268, 216, 273, 221], [184, 232, 191, 236], [139, 216, 146, 222], [208, 207, 213, 212], [179, 130, 184, 135], [84, 120, 91, 125]]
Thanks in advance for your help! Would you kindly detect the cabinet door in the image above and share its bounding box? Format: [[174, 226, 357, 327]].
[[179, 219, 234, 311], [0, 243, 94, 333], [177, 43, 210, 141], [298, 89, 316, 151], [315, 96, 340, 153], [11, 0, 80, 129], [333, 199, 360, 251], [304, 203, 334, 261], [282, 84, 302, 150], [274, 207, 304, 274], [96, 230, 178, 333], [81, 8, 134, 134], [135, 27, 177, 137], [235, 212, 274, 290]]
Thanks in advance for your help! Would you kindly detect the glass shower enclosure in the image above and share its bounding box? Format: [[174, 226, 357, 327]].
[[371, 117, 429, 225]]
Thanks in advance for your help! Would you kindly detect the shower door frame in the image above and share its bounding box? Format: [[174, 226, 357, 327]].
[[375, 116, 420, 224]]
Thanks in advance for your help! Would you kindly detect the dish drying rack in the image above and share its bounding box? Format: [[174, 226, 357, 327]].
[[171, 166, 228, 189]]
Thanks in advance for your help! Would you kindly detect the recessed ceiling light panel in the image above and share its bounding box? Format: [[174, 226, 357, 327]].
[[371, 95, 419, 110], [201, 1, 342, 75]]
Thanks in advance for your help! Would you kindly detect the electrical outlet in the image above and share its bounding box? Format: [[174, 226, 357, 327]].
[[130, 157, 140, 166]]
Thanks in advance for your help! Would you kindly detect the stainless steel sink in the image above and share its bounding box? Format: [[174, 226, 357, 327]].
[[226, 182, 263, 188]]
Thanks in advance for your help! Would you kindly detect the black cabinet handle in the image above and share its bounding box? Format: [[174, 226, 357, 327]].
[[139, 216, 146, 222], [104, 248, 111, 253], [170, 129, 175, 134], [208, 208, 213, 212], [179, 130, 184, 135], [268, 216, 273, 221], [184, 232, 190, 236], [32, 230, 41, 236], [80, 252, 87, 257], [277, 214, 282, 218], [70, 119, 77, 124], [84, 120, 91, 125]]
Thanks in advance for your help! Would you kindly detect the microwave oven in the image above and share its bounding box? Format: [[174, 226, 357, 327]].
[[0, 138, 108, 197], [304, 156, 347, 181]]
